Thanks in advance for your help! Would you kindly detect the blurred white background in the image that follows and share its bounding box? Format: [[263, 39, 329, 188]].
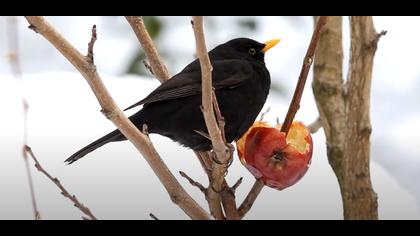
[[0, 16, 419, 219]]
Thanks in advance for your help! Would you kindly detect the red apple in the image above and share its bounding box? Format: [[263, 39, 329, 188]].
[[236, 121, 313, 190]]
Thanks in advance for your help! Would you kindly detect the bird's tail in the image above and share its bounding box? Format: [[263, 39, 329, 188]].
[[65, 129, 125, 164]]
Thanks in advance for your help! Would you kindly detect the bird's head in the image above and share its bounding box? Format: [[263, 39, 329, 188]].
[[209, 37, 281, 62]]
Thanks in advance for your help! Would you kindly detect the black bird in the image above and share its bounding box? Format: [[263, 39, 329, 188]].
[[65, 38, 280, 164]]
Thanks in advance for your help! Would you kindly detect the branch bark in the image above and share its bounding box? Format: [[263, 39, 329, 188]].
[[24, 16, 210, 220], [220, 187, 240, 220], [342, 16, 382, 219], [125, 16, 170, 82], [192, 16, 238, 220], [179, 171, 206, 193], [195, 151, 225, 220], [238, 179, 264, 218], [191, 16, 230, 164], [280, 16, 327, 135], [313, 16, 382, 219], [313, 16, 346, 182], [125, 16, 224, 220]]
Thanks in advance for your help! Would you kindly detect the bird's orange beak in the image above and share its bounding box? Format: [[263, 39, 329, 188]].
[[262, 38, 281, 53]]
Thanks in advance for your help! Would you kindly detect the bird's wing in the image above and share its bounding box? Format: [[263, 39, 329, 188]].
[[124, 59, 253, 111]]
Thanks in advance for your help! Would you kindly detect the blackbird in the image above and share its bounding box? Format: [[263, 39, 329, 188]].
[[65, 37, 280, 164]]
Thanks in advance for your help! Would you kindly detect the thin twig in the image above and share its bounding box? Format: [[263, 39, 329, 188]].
[[125, 16, 170, 83], [194, 151, 212, 175], [24, 145, 97, 220], [7, 16, 41, 220], [308, 117, 322, 134], [280, 16, 327, 135], [179, 171, 206, 193], [259, 107, 271, 121], [238, 16, 328, 220], [86, 25, 97, 64], [375, 30, 387, 44], [142, 60, 154, 75], [231, 177, 243, 192], [149, 213, 159, 220], [238, 179, 264, 219], [25, 16, 210, 220], [194, 130, 211, 140], [23, 150, 41, 220]]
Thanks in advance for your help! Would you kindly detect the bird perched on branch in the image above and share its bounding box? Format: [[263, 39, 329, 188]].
[[66, 37, 280, 164]]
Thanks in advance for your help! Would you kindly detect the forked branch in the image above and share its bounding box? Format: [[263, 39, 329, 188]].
[[24, 16, 210, 220], [24, 145, 97, 220]]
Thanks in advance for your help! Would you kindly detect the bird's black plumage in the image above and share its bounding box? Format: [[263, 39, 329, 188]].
[[66, 38, 276, 164]]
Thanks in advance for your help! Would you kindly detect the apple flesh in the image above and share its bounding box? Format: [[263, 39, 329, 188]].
[[236, 121, 313, 190]]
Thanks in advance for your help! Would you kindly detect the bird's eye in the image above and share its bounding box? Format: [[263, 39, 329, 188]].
[[248, 48, 256, 55]]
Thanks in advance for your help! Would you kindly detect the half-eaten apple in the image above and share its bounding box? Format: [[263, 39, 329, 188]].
[[236, 121, 313, 190]]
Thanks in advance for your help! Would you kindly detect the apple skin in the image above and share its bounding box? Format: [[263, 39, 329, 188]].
[[236, 121, 313, 190]]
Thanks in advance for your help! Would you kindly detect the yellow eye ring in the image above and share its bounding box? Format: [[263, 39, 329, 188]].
[[249, 48, 256, 55]]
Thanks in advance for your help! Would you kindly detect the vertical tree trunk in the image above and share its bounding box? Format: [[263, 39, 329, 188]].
[[313, 16, 345, 176], [313, 16, 381, 219], [341, 16, 379, 219]]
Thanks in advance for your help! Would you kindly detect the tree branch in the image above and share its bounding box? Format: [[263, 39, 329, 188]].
[[280, 16, 327, 135], [312, 16, 382, 219], [205, 188, 224, 220], [191, 16, 230, 164], [179, 171, 206, 193], [341, 16, 380, 219], [125, 16, 225, 220], [195, 151, 225, 220], [149, 213, 159, 220], [142, 60, 154, 75], [125, 16, 170, 82], [24, 16, 210, 220], [86, 25, 97, 64], [312, 16, 346, 181], [307, 117, 322, 134], [238, 179, 264, 218], [220, 187, 240, 220], [6, 16, 41, 220], [24, 145, 97, 220], [192, 16, 238, 220], [231, 177, 243, 192], [238, 16, 328, 219]]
